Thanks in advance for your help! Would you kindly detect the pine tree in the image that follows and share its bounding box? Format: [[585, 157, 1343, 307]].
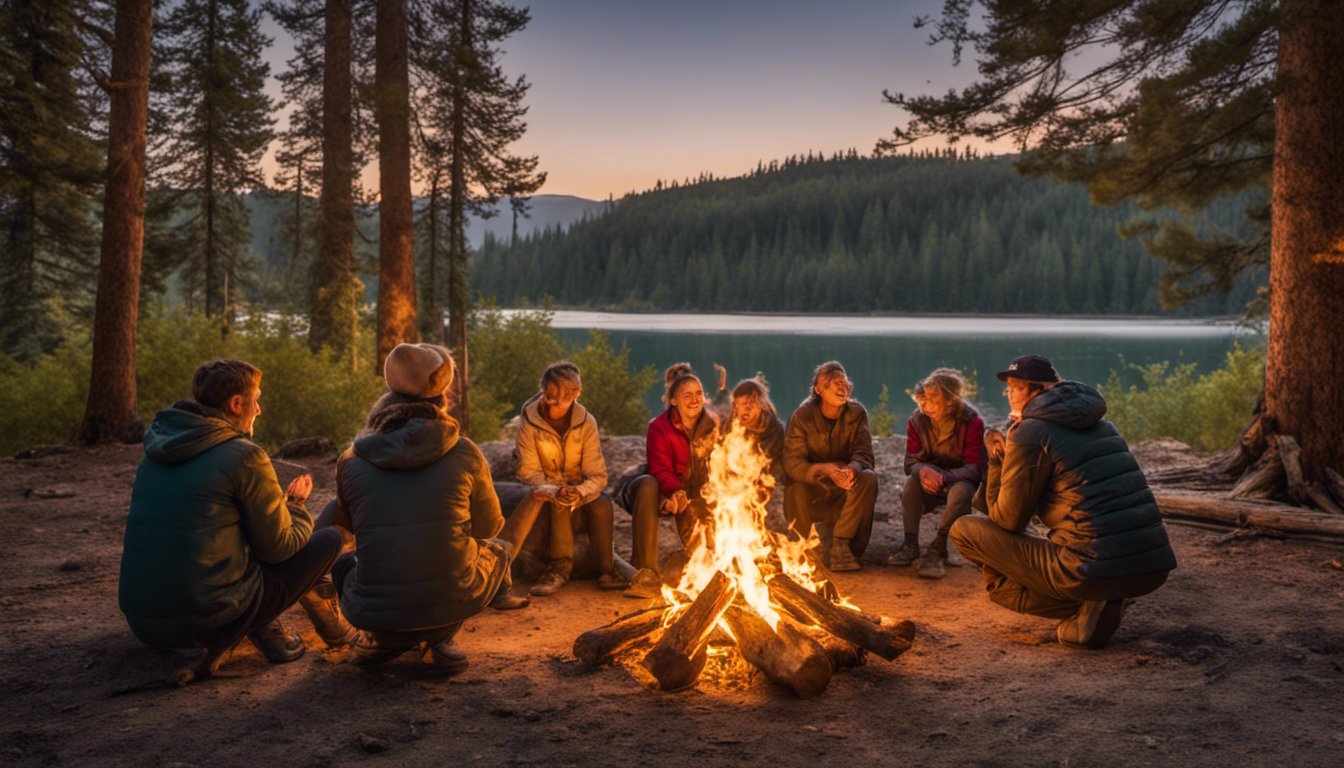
[[374, 0, 417, 371]]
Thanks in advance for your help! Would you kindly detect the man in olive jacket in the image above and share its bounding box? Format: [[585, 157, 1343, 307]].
[[950, 355, 1177, 649], [119, 360, 347, 676]]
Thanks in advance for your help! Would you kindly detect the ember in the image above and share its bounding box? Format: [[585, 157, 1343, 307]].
[[574, 423, 915, 698]]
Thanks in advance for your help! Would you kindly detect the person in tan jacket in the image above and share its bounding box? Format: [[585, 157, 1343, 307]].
[[514, 361, 624, 596]]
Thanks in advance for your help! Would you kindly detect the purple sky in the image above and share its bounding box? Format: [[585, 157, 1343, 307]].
[[264, 0, 1001, 200]]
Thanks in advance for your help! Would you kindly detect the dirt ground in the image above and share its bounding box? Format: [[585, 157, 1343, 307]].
[[2, 437, 1342, 768]]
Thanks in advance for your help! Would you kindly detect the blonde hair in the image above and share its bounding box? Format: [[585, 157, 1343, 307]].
[[731, 374, 777, 430], [539, 360, 581, 391], [662, 362, 701, 405]]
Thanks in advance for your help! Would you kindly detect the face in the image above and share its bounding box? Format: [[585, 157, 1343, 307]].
[[814, 373, 850, 409], [921, 387, 953, 421], [540, 382, 580, 421], [227, 383, 262, 435], [670, 379, 705, 422], [733, 395, 761, 427], [1004, 378, 1038, 415]]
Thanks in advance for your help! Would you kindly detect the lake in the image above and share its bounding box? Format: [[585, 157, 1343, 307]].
[[544, 311, 1261, 423]]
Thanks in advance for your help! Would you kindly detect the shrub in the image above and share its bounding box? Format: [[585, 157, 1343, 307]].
[[868, 384, 896, 437], [0, 330, 94, 454], [569, 329, 656, 435], [466, 307, 565, 441], [1100, 342, 1264, 452]]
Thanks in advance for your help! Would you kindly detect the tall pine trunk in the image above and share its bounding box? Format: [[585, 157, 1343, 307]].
[[203, 0, 219, 319], [446, 0, 472, 430], [374, 0, 417, 373], [77, 0, 152, 445], [1265, 0, 1344, 481], [310, 0, 357, 358]]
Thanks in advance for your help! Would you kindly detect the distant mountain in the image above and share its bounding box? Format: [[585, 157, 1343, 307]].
[[465, 195, 608, 248]]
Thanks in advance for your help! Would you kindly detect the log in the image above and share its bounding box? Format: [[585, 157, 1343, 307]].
[[767, 573, 912, 661], [799, 625, 866, 670], [641, 571, 737, 691], [722, 605, 832, 699], [1155, 491, 1344, 539], [1228, 439, 1283, 500], [573, 607, 667, 666]]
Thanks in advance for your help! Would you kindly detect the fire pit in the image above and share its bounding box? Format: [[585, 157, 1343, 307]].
[[573, 424, 915, 698]]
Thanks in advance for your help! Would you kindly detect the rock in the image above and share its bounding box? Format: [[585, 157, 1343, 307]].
[[14, 445, 74, 460], [25, 487, 77, 500], [58, 560, 82, 572], [479, 441, 518, 480], [358, 733, 389, 753], [272, 437, 337, 459]]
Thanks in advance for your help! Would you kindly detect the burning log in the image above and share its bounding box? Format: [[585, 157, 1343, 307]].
[[723, 605, 832, 699], [767, 573, 913, 661], [641, 571, 737, 690], [573, 607, 667, 666]]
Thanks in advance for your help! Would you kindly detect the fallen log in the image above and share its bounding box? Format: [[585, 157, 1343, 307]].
[[641, 571, 737, 690], [799, 625, 865, 670], [573, 607, 667, 666], [767, 573, 912, 661], [722, 605, 832, 699], [1155, 491, 1344, 539]]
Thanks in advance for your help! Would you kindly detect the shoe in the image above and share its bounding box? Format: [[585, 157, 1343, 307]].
[[597, 571, 629, 591], [425, 639, 469, 676], [246, 619, 306, 663], [298, 583, 358, 647], [489, 589, 531, 611], [917, 549, 947, 579], [351, 631, 411, 667], [1057, 599, 1127, 649], [829, 538, 861, 572], [530, 568, 569, 597], [623, 568, 663, 599], [886, 541, 920, 567]]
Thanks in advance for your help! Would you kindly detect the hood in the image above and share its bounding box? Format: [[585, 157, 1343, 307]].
[[143, 400, 244, 464], [353, 401, 461, 470], [1022, 381, 1107, 430], [521, 392, 590, 434]]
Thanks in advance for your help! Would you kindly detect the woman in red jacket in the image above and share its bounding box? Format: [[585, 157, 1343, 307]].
[[889, 368, 987, 579], [620, 363, 719, 573]]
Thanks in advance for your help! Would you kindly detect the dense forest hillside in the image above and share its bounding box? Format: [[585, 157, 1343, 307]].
[[472, 153, 1263, 315]]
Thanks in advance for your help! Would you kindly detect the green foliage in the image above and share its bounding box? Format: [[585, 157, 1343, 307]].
[[1100, 343, 1264, 452], [466, 307, 564, 441], [568, 330, 656, 436], [0, 330, 94, 454], [868, 384, 896, 437]]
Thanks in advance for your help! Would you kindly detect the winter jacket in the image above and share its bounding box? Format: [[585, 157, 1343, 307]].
[[904, 404, 987, 486], [985, 381, 1178, 580], [335, 401, 504, 632], [646, 407, 719, 498], [514, 393, 607, 504], [119, 401, 312, 648], [783, 399, 875, 486]]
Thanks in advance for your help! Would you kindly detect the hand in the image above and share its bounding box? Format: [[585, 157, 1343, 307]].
[[285, 474, 312, 504], [919, 466, 945, 494], [830, 465, 856, 491], [555, 486, 580, 505], [532, 484, 559, 501], [714, 363, 728, 393], [985, 428, 1006, 461], [660, 490, 690, 515]]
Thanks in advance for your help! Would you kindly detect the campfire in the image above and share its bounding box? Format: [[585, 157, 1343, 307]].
[[574, 424, 915, 698]]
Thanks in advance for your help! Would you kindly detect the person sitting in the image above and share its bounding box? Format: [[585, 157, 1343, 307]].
[[727, 375, 786, 484], [513, 361, 625, 596], [619, 363, 719, 576], [949, 354, 1178, 650], [327, 343, 541, 673], [119, 359, 353, 680], [782, 361, 878, 572], [888, 368, 986, 580]]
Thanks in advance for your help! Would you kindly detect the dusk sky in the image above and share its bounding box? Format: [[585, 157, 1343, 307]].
[[264, 0, 999, 200]]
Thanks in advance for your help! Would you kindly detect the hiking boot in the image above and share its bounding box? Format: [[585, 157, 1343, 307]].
[[351, 631, 411, 667], [489, 588, 531, 611], [246, 619, 305, 663], [530, 568, 569, 597], [425, 639, 469, 676], [829, 538, 861, 572], [597, 571, 629, 591], [623, 568, 663, 599], [299, 583, 358, 647], [885, 541, 920, 567], [1057, 598, 1128, 650], [917, 549, 947, 580]]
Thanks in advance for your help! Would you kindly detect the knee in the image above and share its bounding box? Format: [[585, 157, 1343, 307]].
[[853, 469, 877, 491], [947, 513, 984, 550], [947, 482, 975, 510], [589, 494, 614, 517]]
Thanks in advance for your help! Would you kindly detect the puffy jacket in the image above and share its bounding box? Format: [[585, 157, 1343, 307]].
[[985, 381, 1177, 580], [904, 404, 987, 486], [515, 393, 607, 504], [119, 401, 312, 648], [646, 407, 718, 498], [335, 401, 504, 632], [783, 399, 875, 486]]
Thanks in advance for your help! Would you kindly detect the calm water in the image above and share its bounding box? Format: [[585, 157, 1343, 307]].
[[544, 311, 1260, 423]]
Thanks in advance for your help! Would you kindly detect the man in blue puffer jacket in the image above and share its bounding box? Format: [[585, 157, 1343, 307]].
[[950, 355, 1177, 649]]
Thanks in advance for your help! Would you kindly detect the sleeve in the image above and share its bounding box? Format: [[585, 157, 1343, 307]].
[[945, 415, 986, 485], [985, 423, 1052, 533], [763, 419, 787, 484], [514, 419, 547, 487], [647, 421, 682, 497], [330, 449, 355, 532], [572, 417, 608, 501], [235, 445, 312, 564], [903, 416, 922, 475], [847, 406, 875, 473], [783, 411, 821, 485], [470, 448, 505, 540]]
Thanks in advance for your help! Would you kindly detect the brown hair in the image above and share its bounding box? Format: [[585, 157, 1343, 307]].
[[539, 360, 582, 391], [807, 360, 852, 405], [731, 375, 777, 430], [192, 359, 261, 409], [662, 362, 701, 405], [917, 368, 972, 414]]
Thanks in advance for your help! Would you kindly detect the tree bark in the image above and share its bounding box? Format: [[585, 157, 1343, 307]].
[[374, 0, 417, 373], [76, 0, 152, 446], [640, 571, 736, 691], [722, 605, 832, 699], [445, 0, 474, 430], [1265, 0, 1344, 482], [767, 573, 913, 661], [310, 0, 358, 359], [572, 607, 666, 666], [1156, 490, 1344, 539]]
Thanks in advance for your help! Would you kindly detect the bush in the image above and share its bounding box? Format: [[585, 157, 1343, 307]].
[[568, 329, 656, 435], [467, 307, 565, 441], [868, 384, 896, 437], [1100, 342, 1264, 452], [0, 330, 94, 454]]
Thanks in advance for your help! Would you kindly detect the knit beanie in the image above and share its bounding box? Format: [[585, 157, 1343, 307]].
[[384, 343, 455, 398]]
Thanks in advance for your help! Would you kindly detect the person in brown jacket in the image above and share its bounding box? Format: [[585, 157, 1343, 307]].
[[513, 361, 624, 596], [783, 361, 878, 572]]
